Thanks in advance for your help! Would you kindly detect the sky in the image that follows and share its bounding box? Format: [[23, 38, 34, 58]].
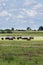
[[0, 0, 43, 30]]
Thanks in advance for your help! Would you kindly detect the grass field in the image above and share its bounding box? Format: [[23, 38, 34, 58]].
[[0, 31, 43, 65], [0, 31, 43, 36], [0, 40, 43, 65]]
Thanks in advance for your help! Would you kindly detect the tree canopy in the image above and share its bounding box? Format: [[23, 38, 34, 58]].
[[38, 26, 43, 31]]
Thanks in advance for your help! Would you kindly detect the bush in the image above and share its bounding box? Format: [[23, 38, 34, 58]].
[[5, 29, 12, 33]]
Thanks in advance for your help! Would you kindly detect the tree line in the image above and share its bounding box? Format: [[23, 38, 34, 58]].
[[0, 26, 43, 33], [0, 28, 14, 33], [27, 26, 43, 31]]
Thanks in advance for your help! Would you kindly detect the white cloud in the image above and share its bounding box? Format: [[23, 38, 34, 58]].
[[23, 0, 36, 6], [33, 3, 43, 10], [32, 3, 43, 17], [20, 11, 24, 15], [29, 21, 34, 24], [0, 0, 8, 6], [8, 8, 25, 13], [21, 0, 43, 18], [22, 3, 43, 18], [0, 10, 11, 16], [17, 15, 24, 19], [0, 0, 8, 3], [5, 17, 10, 21], [0, 0, 4, 3], [26, 10, 37, 17], [2, 3, 6, 6], [21, 9, 37, 17]]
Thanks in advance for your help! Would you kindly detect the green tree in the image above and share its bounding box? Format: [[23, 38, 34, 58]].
[[5, 29, 12, 33], [1, 30, 5, 33], [11, 27, 14, 31], [38, 26, 43, 31], [27, 27, 31, 30]]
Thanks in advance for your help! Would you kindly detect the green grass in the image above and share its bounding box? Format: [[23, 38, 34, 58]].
[[0, 40, 43, 65], [0, 31, 43, 36]]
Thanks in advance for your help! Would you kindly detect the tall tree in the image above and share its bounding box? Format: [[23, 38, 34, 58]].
[[27, 27, 31, 30], [38, 26, 43, 31], [11, 27, 14, 31]]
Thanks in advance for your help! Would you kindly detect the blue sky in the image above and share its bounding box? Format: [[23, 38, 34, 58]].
[[0, 0, 43, 30]]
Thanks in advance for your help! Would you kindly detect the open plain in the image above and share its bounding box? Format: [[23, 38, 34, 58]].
[[0, 31, 43, 65]]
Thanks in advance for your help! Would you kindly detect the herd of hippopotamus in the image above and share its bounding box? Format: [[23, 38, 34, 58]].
[[1, 36, 34, 40]]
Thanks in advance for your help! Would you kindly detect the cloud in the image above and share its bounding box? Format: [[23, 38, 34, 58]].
[[0, 0, 4, 3], [0, 10, 11, 16], [0, 0, 8, 7], [29, 21, 34, 24], [33, 3, 43, 10], [7, 3, 43, 19], [23, 0, 36, 6], [0, 0, 8, 3], [2, 2, 6, 6], [26, 10, 37, 17], [19, 8, 37, 17], [32, 3, 43, 17], [16, 14, 24, 19], [5, 17, 10, 21], [22, 3, 43, 18]]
